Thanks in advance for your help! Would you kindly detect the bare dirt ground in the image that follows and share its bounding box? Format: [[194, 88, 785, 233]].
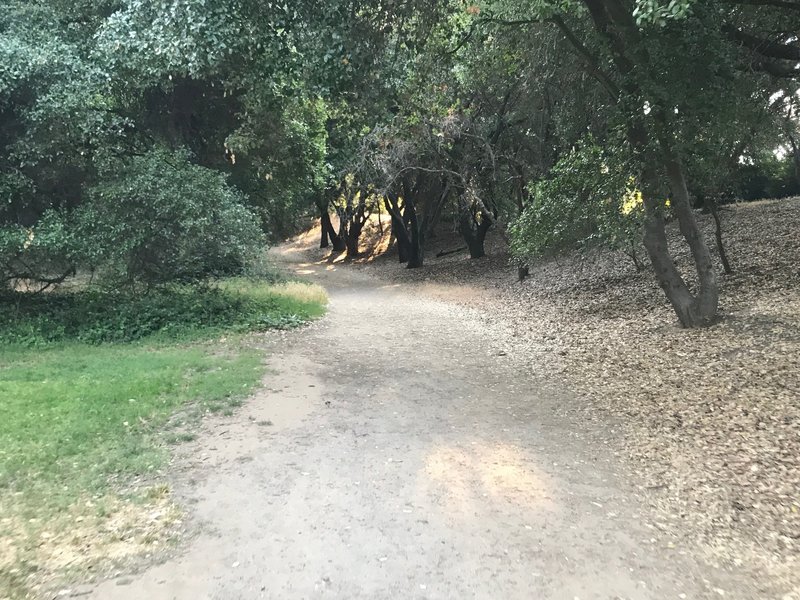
[[76, 212, 793, 599]]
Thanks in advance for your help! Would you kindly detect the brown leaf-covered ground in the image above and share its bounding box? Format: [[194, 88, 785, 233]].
[[303, 198, 800, 593]]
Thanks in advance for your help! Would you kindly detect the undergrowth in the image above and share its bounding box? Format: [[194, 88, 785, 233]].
[[0, 279, 326, 346]]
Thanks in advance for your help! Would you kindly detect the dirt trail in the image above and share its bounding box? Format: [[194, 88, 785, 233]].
[[86, 245, 754, 600]]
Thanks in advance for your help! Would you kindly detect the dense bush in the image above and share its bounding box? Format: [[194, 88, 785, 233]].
[[0, 210, 76, 285], [1, 149, 265, 288], [510, 140, 645, 265], [78, 148, 265, 285], [734, 155, 800, 202]]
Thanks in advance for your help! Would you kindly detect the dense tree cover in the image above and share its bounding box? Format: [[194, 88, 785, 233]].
[[2, 0, 800, 325]]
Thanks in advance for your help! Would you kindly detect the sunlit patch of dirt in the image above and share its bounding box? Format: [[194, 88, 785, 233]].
[[421, 443, 556, 518]]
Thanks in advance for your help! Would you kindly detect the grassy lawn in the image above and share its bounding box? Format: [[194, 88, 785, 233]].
[[0, 278, 326, 598]]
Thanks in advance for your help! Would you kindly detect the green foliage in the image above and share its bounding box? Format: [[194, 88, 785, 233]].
[[228, 95, 331, 238], [76, 148, 264, 284], [510, 139, 643, 260], [735, 155, 800, 201], [95, 0, 285, 82], [0, 210, 75, 284], [0, 279, 325, 346], [633, 0, 694, 27]]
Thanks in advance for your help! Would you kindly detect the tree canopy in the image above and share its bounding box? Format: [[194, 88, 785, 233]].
[[2, 0, 800, 324]]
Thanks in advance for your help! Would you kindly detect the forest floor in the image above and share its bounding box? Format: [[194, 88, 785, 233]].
[[77, 199, 797, 599]]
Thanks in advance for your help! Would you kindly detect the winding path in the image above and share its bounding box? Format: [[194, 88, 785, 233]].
[[87, 245, 744, 600]]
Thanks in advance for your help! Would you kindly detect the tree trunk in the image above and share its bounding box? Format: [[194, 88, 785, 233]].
[[707, 198, 733, 275], [319, 210, 333, 248], [422, 181, 448, 242], [639, 156, 718, 328], [405, 196, 423, 268], [317, 192, 345, 252], [320, 221, 329, 248], [385, 195, 410, 263], [663, 155, 719, 323], [345, 233, 360, 257], [345, 216, 366, 258], [640, 200, 698, 326], [326, 212, 346, 253], [458, 209, 492, 259]]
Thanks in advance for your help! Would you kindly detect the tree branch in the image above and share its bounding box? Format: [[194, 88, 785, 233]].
[[550, 14, 621, 99], [724, 24, 800, 60]]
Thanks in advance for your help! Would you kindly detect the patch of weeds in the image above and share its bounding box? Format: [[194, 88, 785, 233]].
[[144, 485, 171, 501]]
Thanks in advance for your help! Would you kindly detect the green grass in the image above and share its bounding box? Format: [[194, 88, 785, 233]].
[[0, 341, 262, 513], [0, 277, 327, 597]]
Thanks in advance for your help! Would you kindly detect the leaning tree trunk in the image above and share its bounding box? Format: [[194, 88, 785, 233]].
[[386, 187, 423, 268], [325, 211, 346, 252], [394, 219, 410, 263], [706, 197, 733, 275], [317, 193, 345, 252], [319, 218, 329, 248], [639, 154, 719, 328], [664, 155, 718, 323], [385, 195, 410, 263], [316, 199, 330, 248], [344, 206, 369, 259], [399, 173, 428, 269], [320, 210, 339, 249]]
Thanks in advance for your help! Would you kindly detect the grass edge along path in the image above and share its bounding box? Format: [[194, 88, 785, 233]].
[[0, 278, 327, 599]]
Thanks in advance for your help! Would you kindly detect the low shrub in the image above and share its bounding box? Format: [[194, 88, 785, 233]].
[[0, 279, 326, 346]]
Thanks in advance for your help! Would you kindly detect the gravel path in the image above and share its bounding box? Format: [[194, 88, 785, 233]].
[[84, 245, 755, 600]]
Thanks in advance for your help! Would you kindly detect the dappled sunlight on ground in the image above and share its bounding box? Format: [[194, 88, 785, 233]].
[[420, 442, 556, 519], [276, 216, 394, 266]]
